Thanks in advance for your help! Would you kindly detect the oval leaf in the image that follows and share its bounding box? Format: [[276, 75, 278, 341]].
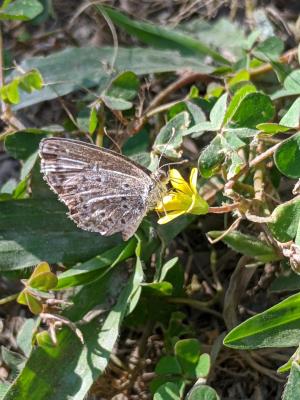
[[224, 292, 300, 349], [207, 231, 280, 262], [274, 133, 300, 178]]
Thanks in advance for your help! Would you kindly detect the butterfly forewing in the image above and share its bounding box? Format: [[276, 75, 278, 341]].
[[39, 138, 157, 240]]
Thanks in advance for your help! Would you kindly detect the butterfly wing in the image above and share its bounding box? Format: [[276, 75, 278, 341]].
[[39, 138, 155, 240]]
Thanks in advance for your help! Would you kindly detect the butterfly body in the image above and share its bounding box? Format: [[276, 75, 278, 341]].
[[39, 138, 167, 240]]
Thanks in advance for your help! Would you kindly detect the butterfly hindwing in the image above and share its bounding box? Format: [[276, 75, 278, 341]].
[[39, 138, 154, 240]]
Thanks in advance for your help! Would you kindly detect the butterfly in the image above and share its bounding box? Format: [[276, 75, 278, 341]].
[[39, 138, 168, 241]]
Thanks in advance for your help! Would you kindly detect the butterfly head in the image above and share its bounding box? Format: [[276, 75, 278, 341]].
[[151, 168, 169, 185]]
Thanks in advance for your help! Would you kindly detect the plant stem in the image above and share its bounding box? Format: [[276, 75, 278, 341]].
[[167, 296, 223, 319], [0, 293, 19, 305], [208, 203, 239, 213], [249, 47, 298, 78], [225, 141, 282, 191], [0, 24, 8, 116]]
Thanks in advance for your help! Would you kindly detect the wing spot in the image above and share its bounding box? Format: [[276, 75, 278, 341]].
[[121, 218, 126, 224], [122, 203, 128, 210]]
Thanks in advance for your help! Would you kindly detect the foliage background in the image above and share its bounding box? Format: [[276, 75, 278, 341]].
[[0, 1, 300, 399]]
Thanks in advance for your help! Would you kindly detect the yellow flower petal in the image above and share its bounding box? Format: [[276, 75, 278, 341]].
[[157, 210, 186, 224], [156, 168, 208, 224], [189, 168, 198, 195], [156, 192, 192, 212], [169, 169, 193, 195]]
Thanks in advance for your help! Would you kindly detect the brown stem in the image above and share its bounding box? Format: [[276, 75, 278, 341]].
[[208, 203, 239, 213], [249, 47, 299, 78], [145, 72, 217, 114], [225, 141, 282, 191], [128, 72, 219, 137]]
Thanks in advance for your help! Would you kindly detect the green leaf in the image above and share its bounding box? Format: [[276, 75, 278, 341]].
[[277, 355, 293, 374], [101, 94, 133, 110], [223, 84, 256, 126], [284, 70, 300, 92], [279, 98, 300, 128], [1, 346, 26, 374], [19, 69, 43, 92], [186, 95, 228, 135], [227, 152, 244, 179], [272, 70, 300, 99], [76, 107, 90, 132], [198, 135, 225, 178], [5, 130, 46, 160], [231, 92, 275, 128], [0, 199, 121, 270], [142, 281, 173, 297], [274, 133, 300, 179], [209, 93, 228, 130], [268, 198, 300, 243], [11, 47, 213, 110], [56, 239, 136, 289], [282, 362, 300, 400], [0, 382, 9, 398], [0, 0, 43, 21], [228, 70, 250, 87], [185, 121, 216, 136], [253, 36, 284, 61], [0, 79, 20, 104], [256, 123, 290, 134], [18, 290, 43, 314], [28, 272, 58, 291], [224, 127, 258, 139], [155, 355, 182, 375], [101, 6, 230, 66], [3, 265, 143, 400], [270, 272, 300, 293], [20, 151, 39, 180], [224, 292, 300, 349], [106, 71, 139, 101], [154, 382, 181, 400], [207, 231, 280, 262], [88, 107, 98, 134], [195, 353, 211, 378], [174, 339, 200, 377], [186, 384, 220, 400], [35, 331, 54, 349], [180, 17, 246, 59], [17, 318, 38, 357], [157, 257, 179, 282], [153, 111, 190, 158]]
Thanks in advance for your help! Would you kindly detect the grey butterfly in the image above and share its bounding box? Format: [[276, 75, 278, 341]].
[[39, 138, 167, 241]]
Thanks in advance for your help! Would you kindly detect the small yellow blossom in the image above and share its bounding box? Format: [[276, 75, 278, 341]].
[[156, 168, 209, 224]]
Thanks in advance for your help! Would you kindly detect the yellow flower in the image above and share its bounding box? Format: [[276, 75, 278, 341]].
[[156, 168, 209, 224]]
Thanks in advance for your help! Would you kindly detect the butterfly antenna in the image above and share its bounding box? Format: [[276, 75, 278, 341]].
[[157, 127, 176, 168], [104, 127, 122, 154], [159, 159, 188, 171]]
